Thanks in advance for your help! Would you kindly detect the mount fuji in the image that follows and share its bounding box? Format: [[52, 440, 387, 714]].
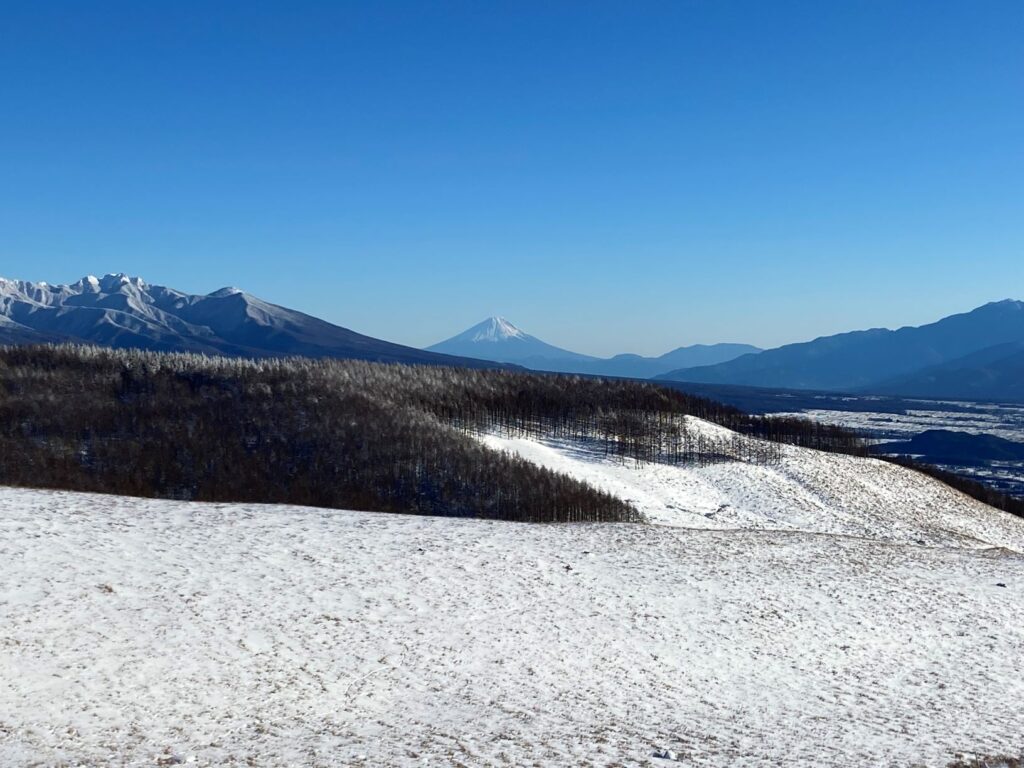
[[426, 316, 597, 365], [0, 274, 500, 368], [427, 317, 760, 378]]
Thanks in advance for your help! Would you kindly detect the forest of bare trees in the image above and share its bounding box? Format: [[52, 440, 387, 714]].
[[2, 344, 1017, 521], [0, 346, 639, 522]]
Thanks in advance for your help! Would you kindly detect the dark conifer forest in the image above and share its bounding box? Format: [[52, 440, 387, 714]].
[[1, 344, 1018, 521]]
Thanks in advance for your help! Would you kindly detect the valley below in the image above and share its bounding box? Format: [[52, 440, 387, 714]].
[[662, 382, 1024, 500]]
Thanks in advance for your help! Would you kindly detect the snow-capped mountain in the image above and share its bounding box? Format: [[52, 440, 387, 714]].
[[462, 316, 530, 343], [0, 274, 498, 367], [427, 316, 759, 377], [426, 316, 597, 364]]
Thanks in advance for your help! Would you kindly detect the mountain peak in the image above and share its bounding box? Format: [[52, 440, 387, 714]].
[[469, 316, 527, 343], [0, 272, 503, 369], [984, 298, 1023, 310], [71, 275, 102, 292], [82, 273, 148, 293], [427, 317, 596, 364]]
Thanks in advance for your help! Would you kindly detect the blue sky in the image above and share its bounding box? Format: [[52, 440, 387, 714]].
[[1, 1, 1021, 356]]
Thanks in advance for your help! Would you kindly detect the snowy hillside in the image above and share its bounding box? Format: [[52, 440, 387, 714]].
[[3, 420, 1024, 766], [481, 416, 1024, 551]]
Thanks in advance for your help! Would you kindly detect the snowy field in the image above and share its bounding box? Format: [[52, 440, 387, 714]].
[[3, 418, 1024, 766], [479, 421, 1024, 551]]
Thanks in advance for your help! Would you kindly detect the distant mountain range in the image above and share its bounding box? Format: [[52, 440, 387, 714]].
[[0, 274, 500, 369], [657, 300, 1024, 402], [6, 275, 1021, 402], [427, 317, 761, 378], [867, 341, 1024, 402]]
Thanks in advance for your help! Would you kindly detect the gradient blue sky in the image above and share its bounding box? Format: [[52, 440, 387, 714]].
[[1, 1, 1021, 356]]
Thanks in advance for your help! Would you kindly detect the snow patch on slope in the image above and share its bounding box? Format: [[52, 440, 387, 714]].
[[480, 416, 1024, 552]]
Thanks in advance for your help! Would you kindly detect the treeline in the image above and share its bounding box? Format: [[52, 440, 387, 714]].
[[0, 346, 637, 523], [284, 361, 869, 462], [881, 456, 1024, 519], [0, 344, 870, 523]]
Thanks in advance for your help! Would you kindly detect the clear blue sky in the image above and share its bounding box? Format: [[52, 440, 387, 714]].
[[1, 1, 1021, 356]]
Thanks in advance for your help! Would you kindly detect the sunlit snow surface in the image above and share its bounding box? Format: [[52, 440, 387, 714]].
[[479, 418, 1024, 551], [3, 419, 1024, 766]]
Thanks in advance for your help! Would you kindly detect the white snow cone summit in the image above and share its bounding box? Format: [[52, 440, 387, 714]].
[[427, 315, 597, 363], [470, 316, 529, 342]]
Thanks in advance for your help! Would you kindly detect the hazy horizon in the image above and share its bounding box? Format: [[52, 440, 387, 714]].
[[2, 2, 1021, 357], [4, 270, 1020, 358]]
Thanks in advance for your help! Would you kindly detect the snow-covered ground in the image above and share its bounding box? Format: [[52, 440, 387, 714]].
[[479, 418, 1024, 551], [3, 419, 1024, 766]]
